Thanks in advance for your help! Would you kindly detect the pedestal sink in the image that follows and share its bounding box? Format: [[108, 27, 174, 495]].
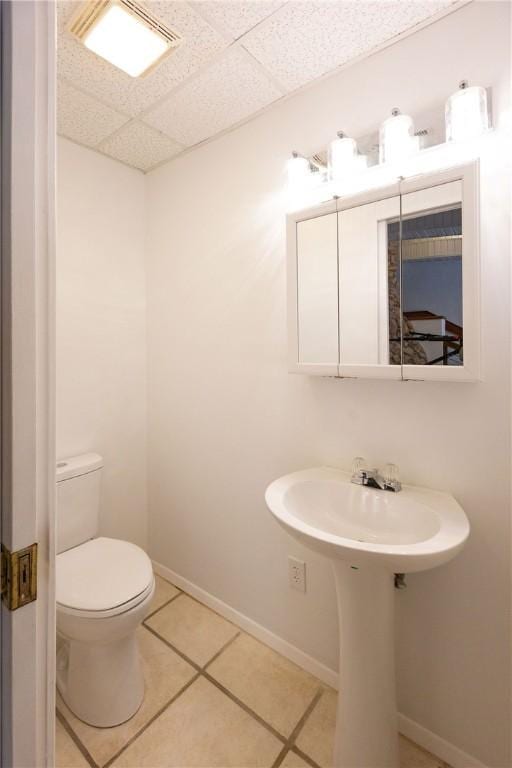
[[265, 467, 469, 768]]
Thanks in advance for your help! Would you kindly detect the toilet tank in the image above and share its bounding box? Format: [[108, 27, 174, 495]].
[[56, 453, 103, 554]]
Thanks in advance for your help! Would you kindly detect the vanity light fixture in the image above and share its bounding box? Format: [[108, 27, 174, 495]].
[[68, 0, 183, 78], [328, 132, 368, 188], [445, 80, 490, 142], [287, 84, 491, 212], [379, 108, 420, 165]]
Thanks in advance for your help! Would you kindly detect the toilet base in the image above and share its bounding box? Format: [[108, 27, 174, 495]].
[[57, 632, 144, 727]]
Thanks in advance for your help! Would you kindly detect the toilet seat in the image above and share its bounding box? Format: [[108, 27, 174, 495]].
[[57, 580, 154, 619], [57, 536, 153, 617]]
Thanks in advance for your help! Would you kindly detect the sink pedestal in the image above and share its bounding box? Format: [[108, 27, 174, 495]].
[[332, 561, 398, 768]]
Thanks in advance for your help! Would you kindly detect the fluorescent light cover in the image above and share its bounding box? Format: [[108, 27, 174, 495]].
[[83, 3, 168, 77]]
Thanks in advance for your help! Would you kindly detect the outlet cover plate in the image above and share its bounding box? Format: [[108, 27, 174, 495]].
[[288, 556, 306, 593]]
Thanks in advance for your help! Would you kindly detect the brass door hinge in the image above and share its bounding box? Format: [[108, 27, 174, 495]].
[[1, 543, 38, 610]]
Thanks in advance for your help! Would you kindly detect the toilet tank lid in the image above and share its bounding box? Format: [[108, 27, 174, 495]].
[[56, 453, 103, 482]]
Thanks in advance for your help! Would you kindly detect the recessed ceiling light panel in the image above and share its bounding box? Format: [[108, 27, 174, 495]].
[[68, 0, 183, 78]]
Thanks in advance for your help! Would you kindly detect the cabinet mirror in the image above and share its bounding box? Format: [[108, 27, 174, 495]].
[[288, 162, 479, 382]]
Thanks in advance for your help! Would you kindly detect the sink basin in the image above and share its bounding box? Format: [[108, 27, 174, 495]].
[[265, 466, 470, 768], [265, 466, 469, 573]]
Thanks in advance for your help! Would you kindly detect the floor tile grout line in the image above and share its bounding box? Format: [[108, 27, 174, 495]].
[[270, 743, 289, 768], [101, 672, 201, 768], [56, 708, 99, 768], [149, 579, 329, 768], [269, 688, 325, 768], [176, 587, 241, 631], [63, 576, 324, 768], [142, 623, 288, 745], [145, 579, 239, 636], [142, 624, 203, 673], [290, 745, 323, 768], [57, 577, 449, 768], [60, 578, 326, 768], [287, 687, 324, 747], [143, 589, 183, 622], [146, 580, 329, 768], [141, 621, 330, 765], [203, 630, 241, 671], [202, 670, 288, 745]]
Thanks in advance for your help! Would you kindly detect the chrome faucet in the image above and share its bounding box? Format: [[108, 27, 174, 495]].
[[350, 458, 402, 493]]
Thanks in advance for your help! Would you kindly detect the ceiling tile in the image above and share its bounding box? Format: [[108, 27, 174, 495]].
[[144, 46, 283, 146], [98, 121, 184, 171], [58, 80, 129, 147], [57, 0, 227, 117], [191, 1, 286, 41], [242, 0, 456, 92]]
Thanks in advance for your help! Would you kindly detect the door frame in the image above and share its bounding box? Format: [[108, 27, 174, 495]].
[[1, 2, 56, 766]]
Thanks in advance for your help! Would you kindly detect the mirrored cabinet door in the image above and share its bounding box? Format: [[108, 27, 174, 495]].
[[287, 162, 478, 381], [296, 211, 339, 370], [399, 176, 477, 381], [338, 195, 401, 378]]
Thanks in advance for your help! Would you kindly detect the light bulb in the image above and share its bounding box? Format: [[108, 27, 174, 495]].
[[379, 108, 419, 165], [445, 80, 490, 142]]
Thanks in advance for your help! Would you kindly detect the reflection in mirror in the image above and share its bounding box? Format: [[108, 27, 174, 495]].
[[387, 222, 431, 366], [403, 207, 463, 366], [396, 205, 462, 366]]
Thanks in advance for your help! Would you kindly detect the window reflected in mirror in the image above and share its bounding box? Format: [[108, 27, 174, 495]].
[[388, 205, 463, 366]]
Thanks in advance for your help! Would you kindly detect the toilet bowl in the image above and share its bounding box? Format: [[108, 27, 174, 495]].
[[56, 537, 154, 727], [56, 454, 155, 727]]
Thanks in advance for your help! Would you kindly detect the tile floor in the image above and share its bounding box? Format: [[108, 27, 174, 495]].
[[56, 575, 451, 768]]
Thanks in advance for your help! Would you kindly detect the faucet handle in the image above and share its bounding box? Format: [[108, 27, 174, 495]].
[[383, 463, 401, 491], [351, 456, 367, 476]]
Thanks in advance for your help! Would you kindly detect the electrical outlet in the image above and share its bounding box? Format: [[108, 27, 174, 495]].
[[288, 556, 306, 593]]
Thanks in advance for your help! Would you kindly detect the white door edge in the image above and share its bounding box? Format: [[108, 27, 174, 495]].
[[1, 2, 56, 766]]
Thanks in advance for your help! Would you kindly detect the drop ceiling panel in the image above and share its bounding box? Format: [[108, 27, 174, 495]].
[[58, 80, 129, 147], [242, 0, 456, 92], [144, 46, 283, 147], [57, 0, 462, 171], [98, 121, 184, 171], [193, 1, 286, 41]]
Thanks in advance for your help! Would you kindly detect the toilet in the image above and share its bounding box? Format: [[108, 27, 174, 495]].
[[56, 453, 155, 728]]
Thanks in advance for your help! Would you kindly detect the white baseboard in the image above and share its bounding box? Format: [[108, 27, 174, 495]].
[[152, 560, 488, 768], [397, 714, 488, 768], [152, 560, 338, 688]]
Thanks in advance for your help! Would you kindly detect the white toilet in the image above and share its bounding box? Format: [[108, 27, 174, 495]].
[[56, 453, 155, 728]]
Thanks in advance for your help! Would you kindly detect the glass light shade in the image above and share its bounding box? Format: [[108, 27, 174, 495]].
[[287, 154, 315, 210], [329, 136, 357, 175], [287, 154, 311, 188], [83, 3, 169, 77], [328, 136, 368, 191], [379, 112, 419, 165], [445, 84, 489, 142]]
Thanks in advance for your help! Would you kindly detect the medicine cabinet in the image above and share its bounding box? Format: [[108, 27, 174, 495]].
[[287, 162, 479, 381]]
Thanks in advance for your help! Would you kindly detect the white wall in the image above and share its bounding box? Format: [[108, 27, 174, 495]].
[[57, 138, 147, 548], [145, 3, 511, 766]]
